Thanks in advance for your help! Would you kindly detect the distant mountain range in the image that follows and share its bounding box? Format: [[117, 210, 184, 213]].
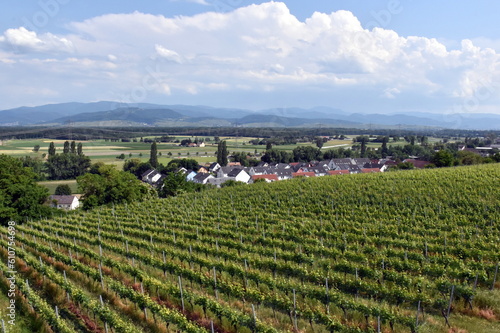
[[0, 101, 499, 130]]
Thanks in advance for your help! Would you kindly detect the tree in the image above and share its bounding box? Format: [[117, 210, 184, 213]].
[[149, 142, 158, 168], [266, 142, 272, 150], [315, 138, 324, 149], [381, 136, 389, 158], [217, 140, 228, 166], [261, 149, 293, 164], [55, 184, 72, 195], [33, 145, 40, 153], [18, 156, 45, 181], [0, 155, 52, 224], [46, 154, 91, 180], [77, 143, 83, 156], [70, 141, 76, 154], [77, 165, 150, 210], [167, 158, 199, 171], [432, 150, 454, 167], [360, 138, 368, 158], [123, 159, 152, 179], [158, 171, 199, 197], [48, 142, 56, 156], [63, 141, 70, 154], [293, 146, 320, 162]]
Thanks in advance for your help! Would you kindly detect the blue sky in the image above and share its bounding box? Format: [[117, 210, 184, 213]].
[[1, 0, 500, 116]]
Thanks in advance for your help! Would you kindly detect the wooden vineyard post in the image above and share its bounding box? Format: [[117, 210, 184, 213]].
[[178, 276, 185, 312], [251, 304, 257, 329], [64, 271, 70, 302], [415, 300, 421, 328], [443, 285, 455, 328], [99, 263, 104, 290], [100, 295, 109, 333], [491, 262, 499, 290]]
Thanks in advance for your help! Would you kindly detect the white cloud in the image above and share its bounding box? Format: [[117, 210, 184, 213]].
[[1, 2, 500, 113], [0, 27, 74, 53], [155, 45, 184, 63]]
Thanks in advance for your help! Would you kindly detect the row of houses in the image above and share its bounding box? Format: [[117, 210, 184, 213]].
[[142, 158, 405, 188]]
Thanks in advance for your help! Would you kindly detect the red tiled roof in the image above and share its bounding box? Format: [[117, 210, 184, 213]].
[[328, 170, 350, 175], [361, 168, 381, 173]]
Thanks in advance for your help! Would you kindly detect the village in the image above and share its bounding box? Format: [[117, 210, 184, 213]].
[[140, 157, 431, 188]]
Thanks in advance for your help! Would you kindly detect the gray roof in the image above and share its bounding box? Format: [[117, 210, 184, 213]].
[[49, 195, 77, 205]]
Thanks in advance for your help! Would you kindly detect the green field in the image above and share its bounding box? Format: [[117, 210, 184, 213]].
[[0, 136, 354, 166], [0, 164, 498, 332], [37, 180, 79, 195]]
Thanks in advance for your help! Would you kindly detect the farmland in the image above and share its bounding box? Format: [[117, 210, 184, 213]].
[[1, 164, 499, 332], [0, 136, 363, 167]]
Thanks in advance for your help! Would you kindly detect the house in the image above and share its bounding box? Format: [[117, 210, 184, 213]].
[[217, 166, 245, 178], [49, 195, 80, 210], [247, 167, 270, 176], [208, 162, 221, 173], [141, 169, 163, 185], [309, 166, 329, 176], [185, 170, 197, 182], [197, 166, 209, 174], [352, 158, 371, 166], [363, 162, 388, 172], [274, 168, 293, 180], [193, 173, 214, 184], [251, 174, 279, 183], [227, 168, 251, 183]]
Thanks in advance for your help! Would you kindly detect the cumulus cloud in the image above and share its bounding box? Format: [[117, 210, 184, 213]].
[[0, 27, 74, 53], [1, 2, 499, 112]]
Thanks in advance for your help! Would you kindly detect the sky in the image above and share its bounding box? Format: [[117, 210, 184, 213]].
[[1, 0, 500, 117]]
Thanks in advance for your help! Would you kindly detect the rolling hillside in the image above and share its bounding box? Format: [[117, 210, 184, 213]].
[[1, 164, 499, 332]]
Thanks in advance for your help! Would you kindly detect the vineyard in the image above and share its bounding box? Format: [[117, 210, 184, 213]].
[[1, 164, 500, 332]]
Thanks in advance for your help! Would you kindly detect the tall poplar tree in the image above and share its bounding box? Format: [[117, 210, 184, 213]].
[[149, 141, 158, 168], [217, 140, 228, 166], [63, 141, 70, 154], [48, 142, 56, 156]]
